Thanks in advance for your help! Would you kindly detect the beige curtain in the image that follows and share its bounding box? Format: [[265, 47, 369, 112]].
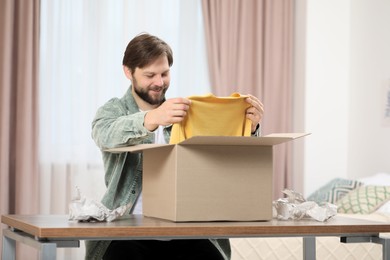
[[0, 0, 40, 259], [202, 0, 294, 199]]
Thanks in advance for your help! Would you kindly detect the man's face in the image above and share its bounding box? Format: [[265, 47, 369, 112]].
[[130, 55, 170, 106]]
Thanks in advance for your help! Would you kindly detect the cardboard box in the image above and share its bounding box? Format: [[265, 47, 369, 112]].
[[108, 133, 308, 222]]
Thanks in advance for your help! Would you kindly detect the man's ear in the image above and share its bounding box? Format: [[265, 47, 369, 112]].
[[123, 66, 132, 80]]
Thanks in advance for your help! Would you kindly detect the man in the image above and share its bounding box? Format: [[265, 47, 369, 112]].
[[86, 33, 264, 260]]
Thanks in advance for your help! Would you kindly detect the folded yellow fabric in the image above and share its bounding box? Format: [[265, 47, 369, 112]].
[[169, 93, 252, 144]]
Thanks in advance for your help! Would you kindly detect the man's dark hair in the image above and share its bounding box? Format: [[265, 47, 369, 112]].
[[122, 33, 173, 73]]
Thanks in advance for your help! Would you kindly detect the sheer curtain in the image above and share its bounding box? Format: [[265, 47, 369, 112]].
[[39, 0, 209, 258]]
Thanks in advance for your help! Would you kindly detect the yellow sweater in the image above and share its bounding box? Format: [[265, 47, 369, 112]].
[[169, 93, 252, 144]]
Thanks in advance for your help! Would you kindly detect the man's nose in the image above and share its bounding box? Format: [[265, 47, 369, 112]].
[[154, 75, 164, 86]]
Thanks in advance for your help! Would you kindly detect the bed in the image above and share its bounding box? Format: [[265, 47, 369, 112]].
[[230, 172, 390, 260]]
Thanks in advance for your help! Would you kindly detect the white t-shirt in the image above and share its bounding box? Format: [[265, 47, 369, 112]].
[[133, 125, 166, 214]]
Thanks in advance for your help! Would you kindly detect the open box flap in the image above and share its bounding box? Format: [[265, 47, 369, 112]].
[[106, 133, 310, 153], [106, 143, 174, 153], [178, 133, 309, 146]]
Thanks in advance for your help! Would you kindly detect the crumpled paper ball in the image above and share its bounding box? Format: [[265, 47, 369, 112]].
[[68, 187, 131, 222], [273, 189, 337, 222]]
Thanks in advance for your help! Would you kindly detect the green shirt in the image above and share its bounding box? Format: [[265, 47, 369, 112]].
[[85, 87, 231, 259]]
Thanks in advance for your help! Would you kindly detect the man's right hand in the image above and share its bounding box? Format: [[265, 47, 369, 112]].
[[143, 98, 191, 131]]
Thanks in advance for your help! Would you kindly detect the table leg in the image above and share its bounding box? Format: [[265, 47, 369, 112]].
[[2, 228, 58, 260], [2, 232, 16, 260], [342, 235, 390, 260], [2, 228, 80, 260], [303, 236, 316, 260], [39, 242, 57, 260], [380, 237, 390, 260]]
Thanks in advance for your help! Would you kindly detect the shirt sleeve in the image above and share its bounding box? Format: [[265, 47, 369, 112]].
[[91, 98, 153, 149]]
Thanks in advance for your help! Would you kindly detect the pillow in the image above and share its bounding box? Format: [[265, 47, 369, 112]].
[[376, 200, 390, 214], [307, 178, 363, 204], [337, 185, 390, 214]]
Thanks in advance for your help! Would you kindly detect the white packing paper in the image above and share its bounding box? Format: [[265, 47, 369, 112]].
[[273, 189, 337, 222], [68, 187, 131, 222]]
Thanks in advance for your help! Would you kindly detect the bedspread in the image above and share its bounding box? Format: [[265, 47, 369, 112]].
[[231, 213, 390, 260]]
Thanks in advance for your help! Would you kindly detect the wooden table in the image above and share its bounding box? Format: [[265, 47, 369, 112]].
[[2, 214, 390, 260]]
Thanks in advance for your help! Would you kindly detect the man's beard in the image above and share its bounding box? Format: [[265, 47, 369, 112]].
[[133, 79, 167, 105]]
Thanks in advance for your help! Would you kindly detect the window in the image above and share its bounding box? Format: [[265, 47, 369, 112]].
[[39, 1, 210, 257]]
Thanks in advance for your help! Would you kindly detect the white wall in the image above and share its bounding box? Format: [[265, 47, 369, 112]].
[[348, 0, 390, 179], [294, 0, 390, 196]]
